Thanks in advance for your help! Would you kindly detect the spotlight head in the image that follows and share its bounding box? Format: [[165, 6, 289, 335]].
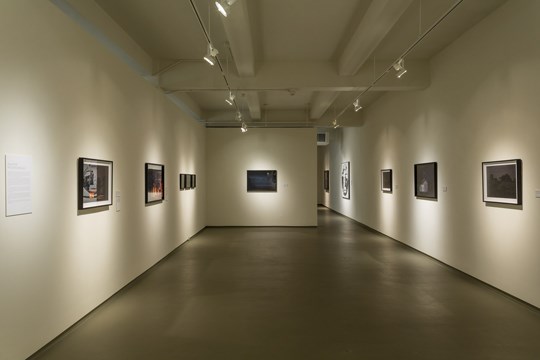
[[393, 58, 407, 79], [225, 91, 235, 105], [241, 122, 248, 133], [215, 1, 229, 17], [353, 99, 362, 112], [215, 0, 237, 17], [235, 111, 242, 121], [203, 43, 219, 66]]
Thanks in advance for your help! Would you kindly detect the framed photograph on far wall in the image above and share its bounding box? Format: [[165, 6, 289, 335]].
[[381, 169, 392, 193], [482, 159, 522, 205], [414, 162, 437, 199], [247, 170, 277, 192], [78, 158, 113, 210], [192, 174, 196, 189], [323, 170, 329, 192], [341, 161, 350, 199], [145, 163, 164, 204]]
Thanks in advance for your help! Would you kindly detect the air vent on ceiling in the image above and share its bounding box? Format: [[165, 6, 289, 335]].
[[317, 132, 329, 146]]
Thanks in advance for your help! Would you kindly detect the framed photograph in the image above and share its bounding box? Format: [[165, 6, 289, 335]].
[[247, 170, 277, 192], [482, 159, 522, 205], [192, 174, 197, 189], [185, 173, 192, 189], [341, 162, 350, 199], [145, 163, 164, 203], [323, 170, 329, 192], [78, 157, 113, 210], [179, 174, 186, 190], [414, 162, 437, 199], [381, 169, 392, 193]]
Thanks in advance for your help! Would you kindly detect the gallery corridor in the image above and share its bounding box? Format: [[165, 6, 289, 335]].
[[30, 207, 540, 360]]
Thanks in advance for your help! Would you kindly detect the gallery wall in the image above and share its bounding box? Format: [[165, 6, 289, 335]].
[[207, 128, 317, 226], [320, 0, 540, 308], [0, 1, 206, 359]]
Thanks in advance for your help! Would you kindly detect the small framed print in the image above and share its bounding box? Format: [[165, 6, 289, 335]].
[[79, 157, 113, 210], [341, 162, 350, 199], [381, 169, 392, 193], [179, 174, 186, 190], [145, 163, 164, 204], [192, 174, 196, 189], [186, 173, 192, 189], [414, 162, 437, 199], [482, 159, 522, 205], [323, 170, 329, 192]]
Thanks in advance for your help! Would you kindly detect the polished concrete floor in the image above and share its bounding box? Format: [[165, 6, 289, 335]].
[[31, 207, 540, 359]]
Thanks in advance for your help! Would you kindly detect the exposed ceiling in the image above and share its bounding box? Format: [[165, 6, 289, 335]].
[[69, 0, 506, 128]]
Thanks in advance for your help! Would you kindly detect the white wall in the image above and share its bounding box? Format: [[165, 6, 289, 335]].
[[207, 128, 317, 226], [322, 0, 540, 307], [0, 1, 206, 359]]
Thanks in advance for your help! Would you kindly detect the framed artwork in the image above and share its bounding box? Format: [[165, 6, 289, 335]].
[[247, 170, 277, 192], [185, 173, 192, 189], [78, 157, 113, 210], [482, 159, 522, 205], [179, 174, 186, 190], [414, 162, 437, 199], [145, 163, 164, 203], [192, 174, 197, 189], [381, 169, 392, 193], [341, 162, 350, 199], [323, 170, 329, 192]]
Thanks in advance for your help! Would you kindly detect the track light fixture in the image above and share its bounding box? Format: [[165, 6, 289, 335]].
[[353, 99, 362, 112], [393, 58, 407, 78], [332, 119, 340, 129], [203, 43, 219, 66], [235, 111, 242, 121], [225, 91, 235, 106], [241, 122, 248, 133], [215, 0, 237, 17]]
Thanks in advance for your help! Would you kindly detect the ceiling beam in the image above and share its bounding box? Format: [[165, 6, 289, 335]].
[[160, 60, 430, 92], [244, 92, 261, 119], [309, 91, 340, 120], [219, 0, 255, 77], [203, 109, 362, 128], [338, 0, 414, 76]]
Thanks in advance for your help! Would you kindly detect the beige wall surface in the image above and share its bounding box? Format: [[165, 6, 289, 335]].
[[207, 128, 317, 226], [0, 1, 206, 359], [322, 0, 540, 307]]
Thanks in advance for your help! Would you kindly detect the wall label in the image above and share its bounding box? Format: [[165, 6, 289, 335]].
[[5, 154, 33, 217]]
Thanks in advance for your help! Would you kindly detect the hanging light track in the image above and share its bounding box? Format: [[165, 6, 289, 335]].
[[338, 0, 464, 124], [188, 0, 239, 114]]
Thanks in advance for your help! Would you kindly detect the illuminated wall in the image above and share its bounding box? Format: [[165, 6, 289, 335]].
[[321, 0, 540, 307], [0, 1, 206, 359], [206, 128, 317, 226]]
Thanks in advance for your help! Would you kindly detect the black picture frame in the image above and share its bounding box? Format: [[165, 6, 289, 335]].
[[247, 170, 277, 192], [185, 173, 192, 189], [381, 169, 392, 193], [482, 159, 522, 205], [192, 174, 196, 189], [179, 174, 186, 190], [145, 163, 164, 204], [323, 170, 329, 192], [341, 162, 350, 199], [414, 162, 437, 199], [78, 157, 113, 210]]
